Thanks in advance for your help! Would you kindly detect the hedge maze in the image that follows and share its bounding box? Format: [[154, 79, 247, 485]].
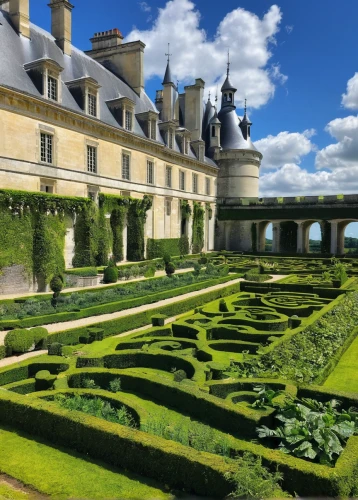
[[0, 254, 358, 497]]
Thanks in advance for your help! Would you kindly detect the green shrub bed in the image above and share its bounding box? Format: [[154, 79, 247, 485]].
[[0, 390, 236, 498], [0, 272, 236, 330]]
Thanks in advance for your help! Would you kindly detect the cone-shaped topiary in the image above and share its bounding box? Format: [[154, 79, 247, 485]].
[[103, 264, 119, 283]]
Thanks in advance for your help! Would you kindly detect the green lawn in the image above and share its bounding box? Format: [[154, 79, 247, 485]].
[[324, 335, 358, 392], [0, 426, 173, 499], [0, 483, 31, 500]]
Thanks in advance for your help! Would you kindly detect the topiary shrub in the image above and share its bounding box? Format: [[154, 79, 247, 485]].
[[30, 327, 48, 348], [178, 236, 190, 257], [50, 274, 64, 309], [163, 253, 171, 265], [48, 342, 63, 356], [173, 369, 187, 382], [103, 265, 118, 283], [4, 329, 34, 354], [219, 299, 229, 312], [165, 262, 176, 277], [193, 263, 202, 277], [199, 253, 208, 265], [35, 370, 57, 391], [151, 314, 167, 327], [88, 327, 104, 343], [0, 345, 6, 360]]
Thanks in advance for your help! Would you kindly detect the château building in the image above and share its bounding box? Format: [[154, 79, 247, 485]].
[[0, 0, 262, 271]]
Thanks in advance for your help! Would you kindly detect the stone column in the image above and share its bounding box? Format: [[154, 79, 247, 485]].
[[272, 222, 281, 253], [330, 220, 338, 255], [296, 221, 304, 253], [337, 221, 346, 255]]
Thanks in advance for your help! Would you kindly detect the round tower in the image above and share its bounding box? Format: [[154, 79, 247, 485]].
[[214, 56, 263, 251]]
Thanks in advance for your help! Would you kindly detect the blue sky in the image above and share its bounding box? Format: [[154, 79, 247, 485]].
[[30, 0, 358, 239]]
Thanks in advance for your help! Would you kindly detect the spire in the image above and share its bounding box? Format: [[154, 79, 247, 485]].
[[162, 43, 174, 85], [240, 99, 252, 140], [227, 49, 230, 77]]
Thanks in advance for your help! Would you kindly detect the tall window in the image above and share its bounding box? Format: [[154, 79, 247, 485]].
[[40, 133, 53, 164], [88, 93, 97, 117], [147, 160, 154, 185], [165, 166, 172, 188], [150, 120, 156, 140], [122, 153, 130, 180], [205, 177, 211, 195], [179, 170, 185, 191], [168, 130, 174, 149], [125, 110, 132, 131], [87, 146, 97, 173], [166, 198, 172, 216], [47, 76, 57, 101], [192, 173, 198, 194]]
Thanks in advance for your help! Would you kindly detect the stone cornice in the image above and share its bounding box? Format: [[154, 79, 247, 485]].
[[0, 84, 219, 176]]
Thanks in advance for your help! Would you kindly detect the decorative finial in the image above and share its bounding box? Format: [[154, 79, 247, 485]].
[[227, 49, 230, 76], [165, 43, 172, 63], [208, 91, 211, 101], [244, 98, 247, 114], [215, 86, 218, 103]]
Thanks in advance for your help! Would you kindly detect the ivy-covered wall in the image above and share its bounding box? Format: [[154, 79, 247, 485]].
[[280, 221, 298, 253], [192, 202, 205, 254]]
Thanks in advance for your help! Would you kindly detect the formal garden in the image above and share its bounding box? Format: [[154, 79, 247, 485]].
[[0, 250, 358, 498]]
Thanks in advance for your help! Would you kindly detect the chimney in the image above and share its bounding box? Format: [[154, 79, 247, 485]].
[[86, 31, 145, 95], [48, 0, 74, 56], [2, 0, 30, 38], [184, 78, 205, 141]]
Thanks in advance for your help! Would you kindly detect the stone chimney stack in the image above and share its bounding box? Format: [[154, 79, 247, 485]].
[[184, 78, 205, 141], [48, 0, 74, 56], [86, 31, 145, 95], [1, 0, 30, 38]]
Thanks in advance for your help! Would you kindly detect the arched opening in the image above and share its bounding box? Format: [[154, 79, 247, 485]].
[[229, 93, 232, 102], [224, 94, 227, 102], [337, 221, 358, 255], [265, 223, 273, 252], [343, 222, 358, 255], [256, 221, 272, 252], [308, 222, 322, 253], [212, 126, 216, 137]]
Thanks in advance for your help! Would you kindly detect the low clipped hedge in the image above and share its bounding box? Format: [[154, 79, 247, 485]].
[[0, 360, 69, 387], [0, 390, 236, 498], [68, 369, 266, 438], [48, 280, 242, 346], [0, 345, 5, 360], [0, 275, 239, 330]]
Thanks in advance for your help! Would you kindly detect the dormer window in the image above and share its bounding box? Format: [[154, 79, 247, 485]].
[[150, 120, 157, 140], [88, 93, 97, 117], [24, 58, 64, 103], [135, 110, 159, 140], [48, 76, 58, 101], [66, 77, 101, 118], [106, 96, 135, 132]]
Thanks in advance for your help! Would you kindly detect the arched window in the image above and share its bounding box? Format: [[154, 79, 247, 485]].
[[229, 93, 232, 102], [224, 94, 227, 102], [212, 126, 216, 137]]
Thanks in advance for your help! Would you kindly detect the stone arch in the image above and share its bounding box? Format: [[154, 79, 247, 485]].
[[256, 221, 272, 252], [337, 220, 358, 255], [296, 220, 320, 253]]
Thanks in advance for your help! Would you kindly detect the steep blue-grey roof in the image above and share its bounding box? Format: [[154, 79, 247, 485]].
[[0, 10, 163, 141], [162, 61, 174, 85], [218, 107, 257, 151]]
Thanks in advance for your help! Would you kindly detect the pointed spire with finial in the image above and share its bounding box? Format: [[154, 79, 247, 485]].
[[162, 43, 174, 85], [240, 98, 252, 140], [221, 48, 237, 108]]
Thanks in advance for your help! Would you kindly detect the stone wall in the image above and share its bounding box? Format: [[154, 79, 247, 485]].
[[0, 265, 34, 295]]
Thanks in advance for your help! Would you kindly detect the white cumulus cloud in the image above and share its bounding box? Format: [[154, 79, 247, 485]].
[[315, 115, 358, 170], [126, 0, 286, 108], [342, 73, 358, 110], [259, 164, 358, 197], [254, 129, 316, 170]]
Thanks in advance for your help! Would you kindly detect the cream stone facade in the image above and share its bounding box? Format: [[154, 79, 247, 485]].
[[0, 0, 263, 265]]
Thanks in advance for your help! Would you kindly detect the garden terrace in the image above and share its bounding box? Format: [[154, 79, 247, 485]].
[[0, 268, 358, 497]]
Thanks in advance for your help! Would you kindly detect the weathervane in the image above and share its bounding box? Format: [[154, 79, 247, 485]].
[[244, 98, 247, 114], [227, 49, 230, 76], [208, 90, 211, 101], [165, 43, 172, 63]]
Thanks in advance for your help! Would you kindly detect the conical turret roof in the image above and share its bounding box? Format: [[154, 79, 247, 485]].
[[162, 61, 174, 85]]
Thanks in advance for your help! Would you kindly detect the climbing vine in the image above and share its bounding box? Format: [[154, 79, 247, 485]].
[[279, 221, 298, 253], [205, 202, 213, 220], [192, 202, 205, 254], [320, 221, 331, 254], [110, 207, 127, 262], [180, 200, 192, 220], [127, 196, 152, 261]]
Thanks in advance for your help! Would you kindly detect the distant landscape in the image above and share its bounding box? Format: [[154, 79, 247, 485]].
[[265, 237, 358, 253]]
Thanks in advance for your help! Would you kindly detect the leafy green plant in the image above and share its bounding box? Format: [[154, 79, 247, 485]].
[[109, 378, 122, 393], [81, 378, 100, 389], [251, 385, 282, 409], [226, 452, 283, 500], [103, 264, 118, 284], [257, 398, 358, 464], [165, 261, 176, 277]]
